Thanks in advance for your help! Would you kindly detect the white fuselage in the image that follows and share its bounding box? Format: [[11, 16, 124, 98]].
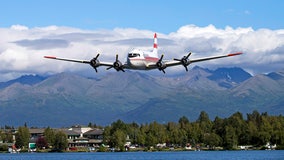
[[126, 49, 159, 70]]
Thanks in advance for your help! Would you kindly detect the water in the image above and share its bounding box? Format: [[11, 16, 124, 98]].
[[0, 150, 284, 160]]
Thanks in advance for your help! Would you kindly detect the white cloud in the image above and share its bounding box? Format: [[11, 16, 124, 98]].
[[10, 25, 29, 31], [0, 24, 284, 81]]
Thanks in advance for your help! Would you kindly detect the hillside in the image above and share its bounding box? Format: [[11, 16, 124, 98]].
[[0, 67, 283, 127]]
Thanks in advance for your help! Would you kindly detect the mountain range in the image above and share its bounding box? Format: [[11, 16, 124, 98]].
[[1, 66, 284, 127]]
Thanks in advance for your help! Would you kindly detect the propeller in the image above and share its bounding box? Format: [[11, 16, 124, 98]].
[[156, 54, 166, 73], [174, 52, 191, 71], [89, 54, 100, 72], [107, 54, 125, 72]]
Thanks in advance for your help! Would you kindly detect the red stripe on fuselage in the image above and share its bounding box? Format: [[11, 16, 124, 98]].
[[130, 57, 159, 62]]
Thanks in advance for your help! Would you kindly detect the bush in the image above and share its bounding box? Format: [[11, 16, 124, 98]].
[[0, 144, 8, 152]]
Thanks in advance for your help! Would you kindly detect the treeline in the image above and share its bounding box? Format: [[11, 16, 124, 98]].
[[1, 110, 284, 151], [103, 110, 284, 150]]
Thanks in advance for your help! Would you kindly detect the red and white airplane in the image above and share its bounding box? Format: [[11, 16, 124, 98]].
[[44, 33, 242, 73]]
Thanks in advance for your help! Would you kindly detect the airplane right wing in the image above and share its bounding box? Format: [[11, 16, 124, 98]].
[[44, 54, 123, 72]]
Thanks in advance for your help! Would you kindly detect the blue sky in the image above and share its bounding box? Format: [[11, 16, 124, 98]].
[[0, 0, 284, 81], [1, 0, 283, 33]]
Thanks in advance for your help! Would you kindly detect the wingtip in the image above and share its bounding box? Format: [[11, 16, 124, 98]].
[[228, 52, 243, 56], [44, 56, 56, 59]]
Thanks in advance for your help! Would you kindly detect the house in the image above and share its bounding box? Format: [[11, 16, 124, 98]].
[[27, 126, 104, 149], [83, 128, 104, 147], [63, 126, 104, 148], [29, 128, 45, 140]]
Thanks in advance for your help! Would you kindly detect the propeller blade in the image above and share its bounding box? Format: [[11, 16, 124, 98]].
[[106, 66, 113, 70], [116, 54, 118, 61], [95, 53, 100, 60], [174, 52, 191, 72], [185, 52, 192, 59], [159, 54, 164, 61]]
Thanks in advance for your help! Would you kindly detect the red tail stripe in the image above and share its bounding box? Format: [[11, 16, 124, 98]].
[[153, 43, 158, 48]]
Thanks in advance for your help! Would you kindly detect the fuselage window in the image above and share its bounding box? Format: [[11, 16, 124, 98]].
[[128, 53, 140, 58]]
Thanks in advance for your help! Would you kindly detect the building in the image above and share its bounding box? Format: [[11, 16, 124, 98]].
[[28, 126, 104, 149]]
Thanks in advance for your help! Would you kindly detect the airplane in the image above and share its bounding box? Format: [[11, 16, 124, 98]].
[[44, 33, 242, 73]]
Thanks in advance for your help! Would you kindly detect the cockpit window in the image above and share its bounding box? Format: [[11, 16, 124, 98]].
[[128, 53, 140, 58]]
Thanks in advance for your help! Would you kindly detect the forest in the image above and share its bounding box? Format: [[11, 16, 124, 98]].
[[1, 110, 284, 152], [102, 110, 284, 151]]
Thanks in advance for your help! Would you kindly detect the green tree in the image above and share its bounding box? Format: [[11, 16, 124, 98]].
[[247, 110, 261, 128], [212, 116, 224, 137], [137, 124, 147, 146], [167, 122, 180, 145], [53, 131, 68, 152], [188, 122, 202, 145], [128, 122, 140, 145], [148, 121, 167, 145], [112, 130, 126, 151], [226, 112, 248, 145], [0, 130, 14, 143], [197, 111, 212, 134], [203, 133, 222, 149], [179, 116, 190, 129], [223, 125, 237, 150], [102, 126, 111, 146], [15, 126, 30, 149], [43, 127, 55, 147], [111, 119, 127, 133]]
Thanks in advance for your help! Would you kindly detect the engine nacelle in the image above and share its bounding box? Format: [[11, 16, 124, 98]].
[[90, 58, 100, 68], [156, 61, 166, 70], [113, 61, 123, 71]]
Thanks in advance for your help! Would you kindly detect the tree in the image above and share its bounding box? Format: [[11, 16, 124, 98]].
[[0, 130, 13, 143], [212, 116, 224, 136], [226, 112, 248, 145], [15, 126, 30, 149], [112, 130, 126, 151], [53, 131, 68, 152], [247, 110, 261, 128], [179, 116, 190, 129], [103, 126, 111, 146], [147, 121, 167, 145], [44, 127, 56, 147], [36, 136, 48, 149], [223, 125, 237, 150], [203, 133, 222, 149], [197, 111, 212, 134]]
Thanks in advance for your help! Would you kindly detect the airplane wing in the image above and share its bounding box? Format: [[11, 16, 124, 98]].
[[44, 55, 118, 72], [149, 52, 243, 73], [186, 52, 243, 63], [44, 56, 113, 66]]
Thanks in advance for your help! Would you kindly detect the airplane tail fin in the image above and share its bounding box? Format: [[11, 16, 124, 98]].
[[152, 33, 158, 57]]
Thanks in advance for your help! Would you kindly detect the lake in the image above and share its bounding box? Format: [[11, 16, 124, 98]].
[[0, 150, 284, 160]]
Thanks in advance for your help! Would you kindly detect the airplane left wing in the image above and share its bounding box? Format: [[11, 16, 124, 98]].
[[187, 52, 243, 63], [154, 52, 243, 73]]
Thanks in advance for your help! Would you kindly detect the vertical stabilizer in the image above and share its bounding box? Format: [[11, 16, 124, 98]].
[[152, 33, 158, 57]]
